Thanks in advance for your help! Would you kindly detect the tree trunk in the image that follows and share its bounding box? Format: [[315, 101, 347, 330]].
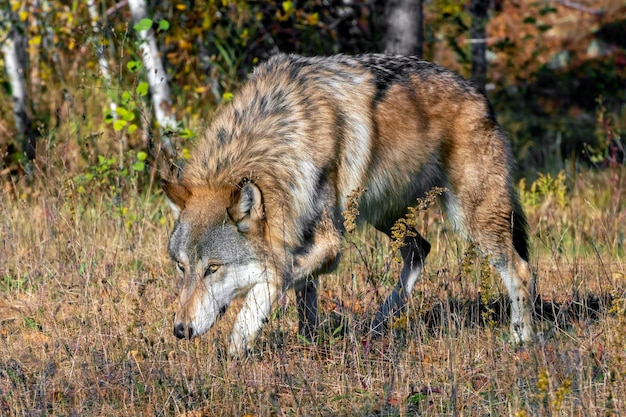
[[1, 10, 36, 161], [128, 0, 177, 161], [383, 0, 424, 57], [470, 0, 489, 92], [87, 0, 117, 120]]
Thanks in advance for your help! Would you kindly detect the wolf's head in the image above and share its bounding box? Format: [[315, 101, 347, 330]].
[[162, 179, 269, 340]]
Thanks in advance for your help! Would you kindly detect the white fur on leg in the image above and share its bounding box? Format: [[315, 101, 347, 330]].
[[496, 267, 534, 343], [229, 281, 280, 357]]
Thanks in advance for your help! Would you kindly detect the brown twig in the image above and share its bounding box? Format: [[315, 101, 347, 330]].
[[106, 0, 129, 17]]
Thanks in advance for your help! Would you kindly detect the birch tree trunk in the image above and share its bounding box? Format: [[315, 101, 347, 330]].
[[86, 0, 117, 121], [383, 0, 424, 57], [128, 0, 177, 160], [1, 9, 36, 161], [470, 0, 489, 92]]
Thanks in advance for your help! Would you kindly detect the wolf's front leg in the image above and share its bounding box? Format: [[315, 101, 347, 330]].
[[295, 277, 319, 342], [229, 281, 281, 357], [293, 212, 342, 278], [292, 212, 341, 342], [371, 232, 431, 334]]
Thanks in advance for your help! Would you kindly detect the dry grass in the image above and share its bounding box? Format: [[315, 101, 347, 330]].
[[1, 150, 625, 416]]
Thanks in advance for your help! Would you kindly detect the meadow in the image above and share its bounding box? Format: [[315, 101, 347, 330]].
[[1, 0, 625, 414], [1, 138, 624, 415]]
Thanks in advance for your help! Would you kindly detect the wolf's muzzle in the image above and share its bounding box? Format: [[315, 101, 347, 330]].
[[174, 322, 194, 339]]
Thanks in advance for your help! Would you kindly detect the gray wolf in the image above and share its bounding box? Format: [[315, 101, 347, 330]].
[[162, 53, 535, 356]]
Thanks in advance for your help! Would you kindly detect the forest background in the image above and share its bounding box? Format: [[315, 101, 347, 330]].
[[0, 0, 625, 416]]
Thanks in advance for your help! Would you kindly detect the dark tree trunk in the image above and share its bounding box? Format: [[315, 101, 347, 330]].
[[383, 0, 424, 57], [470, 0, 489, 92], [1, 9, 36, 161]]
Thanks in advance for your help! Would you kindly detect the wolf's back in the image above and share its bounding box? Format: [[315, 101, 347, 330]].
[[182, 54, 503, 242]]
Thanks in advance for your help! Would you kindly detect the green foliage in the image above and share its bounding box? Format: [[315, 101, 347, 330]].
[[494, 53, 625, 174], [73, 154, 118, 195], [69, 146, 156, 233], [585, 96, 624, 167], [144, 0, 376, 105], [104, 94, 139, 135], [127, 60, 143, 73], [158, 19, 170, 32], [135, 82, 149, 97], [519, 171, 568, 210], [133, 18, 153, 32], [1, 0, 624, 181], [133, 151, 148, 172], [1, 273, 28, 292]]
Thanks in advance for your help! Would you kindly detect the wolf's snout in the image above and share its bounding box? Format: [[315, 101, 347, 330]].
[[174, 322, 194, 339]]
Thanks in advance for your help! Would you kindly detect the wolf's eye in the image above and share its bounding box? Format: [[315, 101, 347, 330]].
[[175, 261, 185, 273], [204, 264, 220, 277]]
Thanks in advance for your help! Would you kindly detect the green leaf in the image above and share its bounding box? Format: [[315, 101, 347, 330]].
[[113, 119, 127, 131], [158, 19, 170, 32], [180, 128, 195, 139], [104, 111, 114, 123], [128, 124, 138, 134], [127, 60, 142, 73], [214, 39, 234, 70], [123, 111, 135, 122], [136, 82, 149, 97], [282, 1, 293, 13], [133, 161, 145, 172], [122, 91, 132, 103], [407, 393, 428, 405], [137, 151, 148, 161], [115, 107, 128, 117], [133, 18, 152, 32]]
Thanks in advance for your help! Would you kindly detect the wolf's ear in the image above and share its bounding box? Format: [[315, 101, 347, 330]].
[[228, 180, 264, 232], [161, 180, 191, 218]]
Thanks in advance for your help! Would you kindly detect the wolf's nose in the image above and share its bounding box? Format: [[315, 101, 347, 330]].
[[174, 323, 194, 339]]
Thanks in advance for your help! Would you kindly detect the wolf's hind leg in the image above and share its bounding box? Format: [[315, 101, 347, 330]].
[[452, 187, 535, 344], [493, 254, 534, 343], [371, 232, 431, 334]]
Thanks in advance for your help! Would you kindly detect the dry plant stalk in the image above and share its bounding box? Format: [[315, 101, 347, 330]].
[[390, 186, 448, 262], [342, 187, 367, 234]]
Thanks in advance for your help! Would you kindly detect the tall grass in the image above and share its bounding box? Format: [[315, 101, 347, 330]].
[[1, 128, 624, 415], [1, 4, 625, 414]]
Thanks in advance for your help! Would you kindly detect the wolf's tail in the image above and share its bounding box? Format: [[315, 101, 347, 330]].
[[512, 193, 529, 262]]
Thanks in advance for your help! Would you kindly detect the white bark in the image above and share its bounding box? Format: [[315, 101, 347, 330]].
[[1, 11, 36, 160], [87, 0, 117, 120], [128, 0, 176, 158]]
